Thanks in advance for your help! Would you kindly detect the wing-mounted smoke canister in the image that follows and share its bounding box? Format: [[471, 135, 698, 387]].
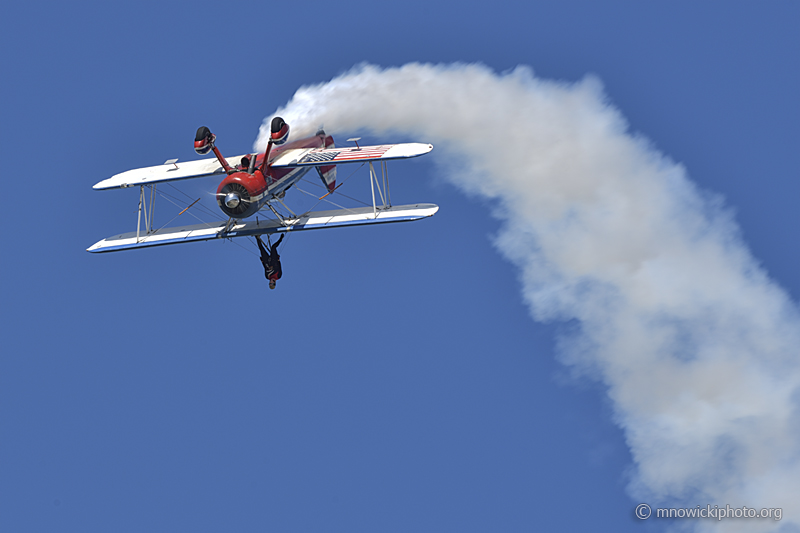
[[194, 126, 216, 155], [270, 117, 290, 145]]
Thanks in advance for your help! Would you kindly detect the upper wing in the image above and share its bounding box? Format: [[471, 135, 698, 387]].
[[92, 142, 433, 190], [270, 143, 433, 168], [92, 153, 253, 190]]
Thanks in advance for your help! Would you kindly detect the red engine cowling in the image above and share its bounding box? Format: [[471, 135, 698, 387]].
[[216, 170, 269, 219], [270, 117, 290, 145]]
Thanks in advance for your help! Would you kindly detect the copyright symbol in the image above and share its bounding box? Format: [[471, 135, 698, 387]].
[[635, 503, 652, 519]]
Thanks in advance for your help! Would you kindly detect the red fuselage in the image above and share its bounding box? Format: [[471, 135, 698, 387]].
[[215, 132, 334, 219]]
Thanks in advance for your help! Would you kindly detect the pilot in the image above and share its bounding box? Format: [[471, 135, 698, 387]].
[[240, 156, 251, 172], [256, 234, 284, 289]]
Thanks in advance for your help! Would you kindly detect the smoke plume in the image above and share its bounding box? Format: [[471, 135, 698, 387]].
[[256, 63, 800, 531]]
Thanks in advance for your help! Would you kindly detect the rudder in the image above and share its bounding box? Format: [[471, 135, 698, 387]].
[[316, 134, 336, 192]]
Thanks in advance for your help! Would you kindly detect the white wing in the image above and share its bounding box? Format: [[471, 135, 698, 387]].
[[92, 154, 254, 190], [92, 143, 432, 190], [87, 204, 439, 253], [269, 143, 433, 168]]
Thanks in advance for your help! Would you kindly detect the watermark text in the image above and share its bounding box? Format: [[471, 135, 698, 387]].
[[635, 503, 782, 521]]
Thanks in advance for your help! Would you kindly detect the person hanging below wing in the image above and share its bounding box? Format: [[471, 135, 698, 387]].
[[256, 234, 284, 289]]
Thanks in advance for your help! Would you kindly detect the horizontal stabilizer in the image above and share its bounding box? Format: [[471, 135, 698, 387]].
[[87, 204, 439, 253]]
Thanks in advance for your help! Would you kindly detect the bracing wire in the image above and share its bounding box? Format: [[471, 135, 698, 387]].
[[149, 190, 219, 233], [299, 177, 370, 207], [289, 161, 377, 216], [164, 183, 220, 220], [141, 159, 377, 259], [227, 235, 260, 257], [294, 186, 359, 214]]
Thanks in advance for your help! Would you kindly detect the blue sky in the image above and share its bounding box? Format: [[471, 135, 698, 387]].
[[2, 2, 799, 531]]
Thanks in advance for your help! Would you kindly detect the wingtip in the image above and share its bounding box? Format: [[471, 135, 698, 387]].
[[92, 178, 113, 190]]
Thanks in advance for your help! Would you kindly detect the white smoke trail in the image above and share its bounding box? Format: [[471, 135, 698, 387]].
[[256, 63, 800, 532]]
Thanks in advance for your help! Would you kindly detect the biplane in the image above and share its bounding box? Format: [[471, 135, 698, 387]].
[[87, 117, 438, 253]]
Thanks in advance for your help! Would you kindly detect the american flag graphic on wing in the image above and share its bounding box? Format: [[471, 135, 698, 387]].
[[298, 145, 392, 165]]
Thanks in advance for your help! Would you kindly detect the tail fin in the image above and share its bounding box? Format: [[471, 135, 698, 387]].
[[316, 134, 336, 192]]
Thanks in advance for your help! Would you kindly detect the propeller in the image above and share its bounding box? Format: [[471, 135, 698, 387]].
[[216, 182, 251, 217]]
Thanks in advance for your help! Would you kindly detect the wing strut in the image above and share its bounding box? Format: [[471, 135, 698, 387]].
[[136, 185, 156, 242], [135, 184, 161, 242], [368, 161, 392, 217], [149, 184, 156, 233], [383, 161, 391, 207], [264, 201, 287, 226], [137, 186, 144, 242]]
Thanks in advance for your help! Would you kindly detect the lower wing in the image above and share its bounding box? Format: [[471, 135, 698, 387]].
[[87, 204, 439, 253]]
